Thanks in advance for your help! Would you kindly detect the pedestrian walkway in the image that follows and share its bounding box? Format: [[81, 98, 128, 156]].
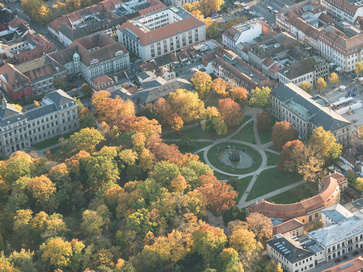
[[163, 107, 304, 208]]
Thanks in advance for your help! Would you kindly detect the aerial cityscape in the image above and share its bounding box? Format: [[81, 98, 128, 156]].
[[0, 0, 363, 271]]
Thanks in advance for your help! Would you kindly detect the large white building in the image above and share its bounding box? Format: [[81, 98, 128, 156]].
[[222, 18, 263, 51], [270, 83, 351, 145], [267, 204, 363, 271], [50, 32, 129, 83], [320, 0, 363, 25], [0, 89, 78, 157], [118, 6, 206, 61]]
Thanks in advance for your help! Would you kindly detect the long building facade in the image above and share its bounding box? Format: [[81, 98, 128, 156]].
[[118, 6, 206, 61], [270, 83, 351, 146], [0, 89, 78, 157]]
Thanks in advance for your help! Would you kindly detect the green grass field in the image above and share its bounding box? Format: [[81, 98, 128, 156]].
[[266, 151, 280, 166], [246, 168, 302, 201], [267, 182, 318, 204], [258, 129, 272, 144], [234, 176, 253, 202], [32, 131, 76, 150], [232, 121, 256, 143]]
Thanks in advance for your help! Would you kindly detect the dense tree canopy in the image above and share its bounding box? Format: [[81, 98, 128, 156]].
[[271, 121, 298, 150]]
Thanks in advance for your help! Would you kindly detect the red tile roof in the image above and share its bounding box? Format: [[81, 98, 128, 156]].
[[273, 219, 304, 235], [249, 174, 340, 220]]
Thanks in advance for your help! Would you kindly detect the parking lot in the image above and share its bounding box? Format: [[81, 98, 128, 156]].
[[324, 78, 363, 142]]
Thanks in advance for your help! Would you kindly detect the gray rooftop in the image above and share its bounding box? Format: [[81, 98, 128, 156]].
[[44, 89, 74, 109], [271, 83, 351, 131], [267, 236, 315, 263], [321, 204, 354, 224], [309, 218, 363, 247]]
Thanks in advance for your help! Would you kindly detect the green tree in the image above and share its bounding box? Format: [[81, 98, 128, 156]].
[[126, 208, 155, 236], [229, 226, 262, 254], [4, 151, 34, 182], [81, 210, 105, 237], [202, 106, 227, 135], [53, 78, 67, 90], [265, 260, 283, 272], [9, 249, 36, 272], [150, 161, 180, 188], [347, 168, 356, 183], [216, 248, 244, 272], [191, 72, 212, 99], [65, 127, 105, 154], [249, 87, 271, 108], [354, 177, 363, 192], [206, 21, 220, 38], [315, 77, 327, 92], [81, 83, 93, 97], [328, 72, 339, 85], [299, 82, 313, 94], [192, 224, 227, 267]]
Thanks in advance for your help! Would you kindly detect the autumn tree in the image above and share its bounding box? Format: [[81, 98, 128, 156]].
[[197, 175, 237, 213], [200, 0, 225, 15], [265, 261, 283, 272], [246, 213, 273, 243], [299, 82, 313, 94], [40, 237, 73, 269], [191, 71, 212, 99], [249, 86, 271, 108], [81, 210, 105, 237], [315, 77, 327, 92], [347, 168, 356, 183], [192, 224, 227, 268], [168, 89, 205, 123], [229, 226, 262, 254], [271, 121, 298, 150], [21, 0, 53, 24], [202, 106, 227, 135], [230, 87, 248, 105], [278, 140, 305, 172], [26, 175, 58, 213], [308, 126, 342, 161], [256, 111, 273, 131], [218, 98, 244, 127], [211, 78, 228, 97], [355, 62, 363, 75], [4, 151, 34, 182], [354, 177, 363, 192], [295, 146, 324, 182], [328, 72, 339, 85]]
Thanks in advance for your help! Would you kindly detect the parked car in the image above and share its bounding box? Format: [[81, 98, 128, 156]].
[[360, 248, 363, 253], [353, 251, 360, 256], [335, 258, 342, 263], [72, 84, 77, 88], [342, 256, 348, 260]]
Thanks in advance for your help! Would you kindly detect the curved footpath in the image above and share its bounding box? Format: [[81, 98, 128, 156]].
[[163, 111, 304, 208]]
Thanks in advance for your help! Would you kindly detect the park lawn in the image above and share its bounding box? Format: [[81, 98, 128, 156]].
[[205, 91, 223, 107], [207, 142, 262, 175], [177, 140, 213, 154], [232, 121, 256, 143], [213, 171, 232, 180], [235, 176, 253, 202], [32, 131, 77, 150], [266, 151, 280, 166], [267, 182, 318, 204], [197, 151, 206, 164], [246, 168, 302, 201], [258, 129, 272, 144], [162, 115, 252, 140]]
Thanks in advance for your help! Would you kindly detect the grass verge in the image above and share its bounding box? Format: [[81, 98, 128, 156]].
[[246, 168, 302, 201], [266, 182, 318, 204]]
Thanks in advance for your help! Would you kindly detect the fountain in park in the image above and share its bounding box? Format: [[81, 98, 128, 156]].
[[216, 145, 254, 169]]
